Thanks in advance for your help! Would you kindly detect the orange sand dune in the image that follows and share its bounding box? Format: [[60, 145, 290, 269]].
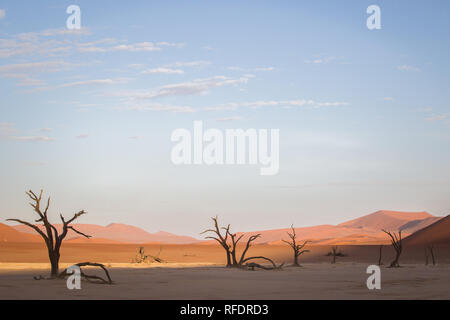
[[231, 211, 440, 245], [3, 210, 443, 246], [0, 223, 40, 243], [404, 215, 450, 245], [338, 210, 436, 231], [65, 237, 124, 244], [13, 223, 199, 244]]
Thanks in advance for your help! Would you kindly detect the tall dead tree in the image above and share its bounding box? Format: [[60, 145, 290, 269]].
[[7, 190, 90, 277], [282, 225, 309, 266], [201, 216, 231, 267], [382, 229, 402, 268]]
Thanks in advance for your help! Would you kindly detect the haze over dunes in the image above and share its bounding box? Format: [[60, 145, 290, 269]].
[[11, 223, 199, 244], [1, 210, 445, 245], [0, 223, 40, 243], [238, 210, 443, 245]]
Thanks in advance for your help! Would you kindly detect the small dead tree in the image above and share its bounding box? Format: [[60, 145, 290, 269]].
[[425, 244, 436, 266], [326, 246, 346, 264], [382, 229, 402, 268], [7, 190, 91, 277], [201, 216, 231, 267], [378, 245, 384, 266], [133, 246, 164, 263], [282, 225, 309, 266]]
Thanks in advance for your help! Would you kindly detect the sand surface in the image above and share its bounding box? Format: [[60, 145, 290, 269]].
[[0, 242, 449, 299], [0, 262, 448, 299]]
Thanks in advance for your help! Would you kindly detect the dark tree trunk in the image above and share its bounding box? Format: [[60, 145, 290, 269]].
[[50, 255, 59, 277], [378, 245, 383, 266], [294, 254, 299, 266], [390, 250, 401, 267]]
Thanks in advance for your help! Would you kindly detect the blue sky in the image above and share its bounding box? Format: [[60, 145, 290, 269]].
[[0, 1, 449, 237]]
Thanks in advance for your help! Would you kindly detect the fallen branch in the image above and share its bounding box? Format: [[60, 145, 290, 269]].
[[242, 256, 284, 270], [58, 262, 113, 284]]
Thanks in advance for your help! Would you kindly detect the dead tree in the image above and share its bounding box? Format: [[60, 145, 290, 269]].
[[201, 216, 283, 269], [59, 262, 113, 284], [282, 225, 309, 266], [228, 230, 284, 269], [425, 244, 436, 266], [382, 229, 402, 268], [378, 245, 383, 266], [326, 246, 346, 264], [133, 246, 164, 263], [7, 190, 90, 277], [200, 216, 231, 267]]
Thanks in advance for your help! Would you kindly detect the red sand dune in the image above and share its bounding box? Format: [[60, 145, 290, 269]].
[[65, 237, 124, 244], [3, 210, 444, 245], [13, 223, 199, 244], [230, 210, 441, 245], [0, 223, 40, 243], [404, 215, 450, 245], [338, 210, 435, 230]]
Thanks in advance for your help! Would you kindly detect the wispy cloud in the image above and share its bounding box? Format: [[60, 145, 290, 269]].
[[116, 98, 348, 114], [60, 78, 131, 88], [168, 61, 211, 68], [13, 136, 56, 142], [425, 113, 450, 124], [141, 67, 184, 75], [156, 41, 185, 48], [304, 56, 336, 64], [203, 99, 349, 111], [397, 65, 420, 72], [116, 103, 195, 113], [0, 9, 5, 19], [215, 116, 243, 122], [113, 75, 252, 100], [227, 66, 275, 72], [76, 134, 89, 139], [0, 60, 74, 73], [0, 123, 55, 142]]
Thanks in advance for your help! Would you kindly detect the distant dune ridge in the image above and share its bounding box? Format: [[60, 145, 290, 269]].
[[1, 210, 448, 245], [404, 215, 450, 245], [0, 223, 40, 243], [11, 223, 199, 244]]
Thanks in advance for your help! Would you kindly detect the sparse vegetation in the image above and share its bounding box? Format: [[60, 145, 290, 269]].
[[326, 245, 347, 264], [378, 245, 383, 266], [425, 244, 436, 266], [7, 189, 111, 283], [132, 246, 164, 263], [382, 229, 403, 268], [282, 224, 309, 266], [7, 190, 91, 277], [201, 216, 283, 270]]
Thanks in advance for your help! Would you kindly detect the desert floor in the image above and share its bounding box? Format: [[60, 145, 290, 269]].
[[0, 262, 449, 299], [0, 243, 449, 299]]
